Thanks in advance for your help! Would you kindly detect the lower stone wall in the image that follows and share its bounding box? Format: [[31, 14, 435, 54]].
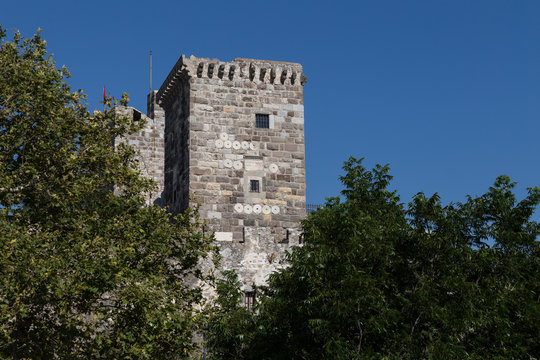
[[217, 226, 302, 289]]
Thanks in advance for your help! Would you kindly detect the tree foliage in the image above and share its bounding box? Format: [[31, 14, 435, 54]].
[[0, 27, 215, 358], [204, 271, 258, 360], [207, 157, 540, 359]]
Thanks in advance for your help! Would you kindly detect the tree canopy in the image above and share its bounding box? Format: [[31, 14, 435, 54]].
[[0, 27, 215, 358], [207, 158, 540, 359]]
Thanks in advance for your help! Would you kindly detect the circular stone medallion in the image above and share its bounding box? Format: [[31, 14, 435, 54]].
[[224, 140, 232, 149], [244, 204, 253, 214], [269, 163, 279, 173], [232, 141, 241, 150], [219, 133, 228, 141], [234, 203, 243, 213], [224, 159, 233, 168], [233, 161, 243, 170], [215, 139, 223, 148], [253, 204, 262, 214], [271, 205, 280, 214], [241, 141, 250, 150], [262, 205, 272, 215]]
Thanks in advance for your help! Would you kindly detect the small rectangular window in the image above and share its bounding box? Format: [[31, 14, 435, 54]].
[[243, 291, 256, 310], [250, 180, 260, 192], [255, 114, 269, 128]]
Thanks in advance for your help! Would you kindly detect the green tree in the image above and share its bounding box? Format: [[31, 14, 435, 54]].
[[207, 157, 540, 359], [0, 27, 215, 358], [204, 271, 258, 360]]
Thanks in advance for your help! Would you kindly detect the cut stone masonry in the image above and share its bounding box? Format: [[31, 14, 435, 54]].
[[115, 103, 165, 206], [124, 54, 307, 290]]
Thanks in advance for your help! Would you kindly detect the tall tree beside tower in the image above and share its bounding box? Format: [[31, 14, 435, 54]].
[[0, 27, 215, 358]]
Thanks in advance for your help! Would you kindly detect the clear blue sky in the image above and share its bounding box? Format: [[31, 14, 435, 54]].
[[3, 0, 539, 220]]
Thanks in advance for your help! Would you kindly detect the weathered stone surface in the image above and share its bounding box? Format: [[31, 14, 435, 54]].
[[115, 99, 165, 206], [124, 55, 307, 290]]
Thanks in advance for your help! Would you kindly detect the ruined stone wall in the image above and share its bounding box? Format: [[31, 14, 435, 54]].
[[157, 55, 307, 288], [115, 105, 165, 206]]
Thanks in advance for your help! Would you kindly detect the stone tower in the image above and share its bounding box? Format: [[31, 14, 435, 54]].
[[140, 55, 307, 288]]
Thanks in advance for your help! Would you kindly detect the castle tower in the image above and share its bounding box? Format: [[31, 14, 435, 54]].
[[155, 55, 307, 288]]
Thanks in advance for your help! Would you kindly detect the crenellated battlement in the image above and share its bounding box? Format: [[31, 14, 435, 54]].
[[156, 55, 307, 108]]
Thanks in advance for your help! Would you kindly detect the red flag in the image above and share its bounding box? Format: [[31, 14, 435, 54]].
[[103, 86, 106, 102]]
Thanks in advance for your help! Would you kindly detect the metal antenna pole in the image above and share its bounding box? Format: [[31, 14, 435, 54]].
[[149, 50, 153, 93]]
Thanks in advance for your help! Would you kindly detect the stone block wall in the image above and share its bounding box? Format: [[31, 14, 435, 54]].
[[115, 104, 165, 206], [156, 55, 307, 288]]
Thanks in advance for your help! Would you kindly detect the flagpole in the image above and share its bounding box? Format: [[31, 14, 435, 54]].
[[150, 50, 152, 93]]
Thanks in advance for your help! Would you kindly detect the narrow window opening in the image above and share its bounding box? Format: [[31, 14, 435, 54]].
[[228, 65, 236, 80], [218, 64, 225, 79], [207, 63, 215, 78], [281, 229, 290, 244], [243, 291, 256, 310], [255, 114, 269, 128], [250, 180, 260, 192], [259, 68, 267, 81], [197, 62, 204, 78]]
